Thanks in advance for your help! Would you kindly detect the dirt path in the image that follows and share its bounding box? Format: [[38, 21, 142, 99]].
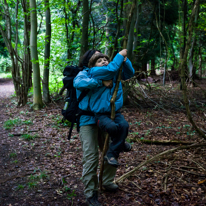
[[0, 78, 14, 97]]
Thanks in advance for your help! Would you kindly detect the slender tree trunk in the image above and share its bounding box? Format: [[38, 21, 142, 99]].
[[198, 45, 202, 79], [151, 59, 156, 75], [80, 0, 89, 57], [180, 0, 205, 139], [133, 1, 141, 69], [43, 0, 51, 103], [30, 0, 43, 110], [127, 1, 137, 60], [111, 0, 123, 60], [22, 0, 32, 105], [133, 1, 140, 53], [179, 0, 187, 90], [188, 3, 199, 87], [103, 0, 117, 56]]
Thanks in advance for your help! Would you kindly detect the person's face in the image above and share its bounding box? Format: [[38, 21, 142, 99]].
[[95, 57, 109, 67]]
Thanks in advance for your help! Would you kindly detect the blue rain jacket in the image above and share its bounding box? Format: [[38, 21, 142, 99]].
[[73, 53, 135, 126]]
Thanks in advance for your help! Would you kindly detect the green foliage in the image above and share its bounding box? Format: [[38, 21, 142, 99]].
[[20, 134, 39, 141], [23, 119, 33, 125], [9, 152, 17, 158], [3, 118, 22, 130], [29, 171, 49, 182], [3, 118, 34, 130], [16, 184, 25, 190], [28, 182, 37, 189], [67, 189, 77, 200]]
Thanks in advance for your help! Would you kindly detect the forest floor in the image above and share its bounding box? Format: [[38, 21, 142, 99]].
[[0, 77, 206, 206]]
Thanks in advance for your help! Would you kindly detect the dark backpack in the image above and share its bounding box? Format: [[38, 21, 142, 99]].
[[61, 65, 93, 140]]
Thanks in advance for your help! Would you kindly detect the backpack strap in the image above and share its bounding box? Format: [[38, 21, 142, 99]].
[[67, 89, 90, 140], [77, 89, 90, 103]]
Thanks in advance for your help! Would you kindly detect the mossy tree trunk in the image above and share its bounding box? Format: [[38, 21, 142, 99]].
[[43, 0, 51, 103], [30, 0, 43, 110], [80, 0, 89, 57]]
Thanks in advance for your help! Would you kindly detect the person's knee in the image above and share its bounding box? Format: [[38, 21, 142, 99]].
[[106, 124, 118, 136], [119, 121, 129, 132]]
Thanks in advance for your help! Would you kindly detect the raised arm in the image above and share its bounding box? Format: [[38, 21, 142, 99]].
[[122, 58, 135, 80], [89, 53, 125, 80]]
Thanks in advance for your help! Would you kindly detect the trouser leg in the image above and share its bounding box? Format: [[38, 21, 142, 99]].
[[95, 113, 129, 158], [107, 113, 129, 158], [98, 130, 117, 185], [79, 125, 99, 199]]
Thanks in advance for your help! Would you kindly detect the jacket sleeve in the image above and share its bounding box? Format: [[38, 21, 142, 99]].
[[89, 53, 124, 80], [73, 70, 102, 91], [122, 58, 135, 80]]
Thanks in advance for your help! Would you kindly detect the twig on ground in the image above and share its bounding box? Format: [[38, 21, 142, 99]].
[[115, 143, 206, 183], [191, 159, 206, 171], [131, 181, 143, 190], [171, 167, 205, 176], [118, 187, 138, 195]]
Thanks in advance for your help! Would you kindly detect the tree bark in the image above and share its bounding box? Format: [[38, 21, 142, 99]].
[[111, 0, 123, 60], [43, 0, 51, 103], [127, 0, 137, 60], [103, 0, 118, 57], [133, 1, 141, 56], [30, 0, 43, 110], [198, 45, 202, 79], [80, 0, 89, 57], [188, 3, 199, 87], [150, 59, 156, 75]]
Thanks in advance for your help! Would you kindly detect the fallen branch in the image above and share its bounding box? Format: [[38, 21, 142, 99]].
[[115, 143, 206, 183], [171, 166, 205, 176], [129, 138, 195, 145]]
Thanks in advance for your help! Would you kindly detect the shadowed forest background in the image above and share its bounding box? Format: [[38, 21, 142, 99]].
[[0, 0, 206, 205]]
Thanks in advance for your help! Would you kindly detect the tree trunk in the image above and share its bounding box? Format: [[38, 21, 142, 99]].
[[133, 1, 140, 53], [188, 3, 199, 87], [111, 0, 123, 60], [22, 0, 32, 104], [180, 0, 205, 140], [198, 45, 202, 79], [103, 0, 118, 57], [43, 0, 51, 103], [179, 0, 187, 90], [80, 0, 89, 57], [30, 0, 43, 110], [127, 1, 137, 60], [179, 0, 187, 62], [150, 59, 156, 75]]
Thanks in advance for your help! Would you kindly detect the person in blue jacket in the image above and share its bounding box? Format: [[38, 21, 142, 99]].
[[87, 49, 135, 167], [74, 49, 118, 206], [74, 49, 134, 205]]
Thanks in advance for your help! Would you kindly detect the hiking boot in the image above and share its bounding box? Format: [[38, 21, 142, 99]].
[[86, 192, 102, 206], [102, 183, 119, 192], [104, 155, 120, 167], [123, 142, 132, 152]]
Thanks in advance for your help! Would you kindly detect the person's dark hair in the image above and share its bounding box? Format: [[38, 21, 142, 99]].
[[79, 49, 101, 69], [88, 53, 110, 68]]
